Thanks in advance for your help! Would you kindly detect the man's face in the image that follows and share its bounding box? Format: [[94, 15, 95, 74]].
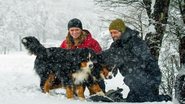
[[110, 30, 122, 41], [69, 27, 82, 39]]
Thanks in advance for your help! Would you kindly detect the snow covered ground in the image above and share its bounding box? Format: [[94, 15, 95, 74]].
[[0, 52, 173, 104]]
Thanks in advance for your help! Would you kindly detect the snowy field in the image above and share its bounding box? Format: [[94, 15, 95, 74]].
[[0, 52, 173, 104]]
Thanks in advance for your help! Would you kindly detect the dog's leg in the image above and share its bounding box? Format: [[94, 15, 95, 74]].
[[43, 80, 51, 93], [88, 82, 105, 96], [43, 74, 55, 93], [40, 76, 48, 92], [75, 85, 85, 100], [66, 85, 74, 99]]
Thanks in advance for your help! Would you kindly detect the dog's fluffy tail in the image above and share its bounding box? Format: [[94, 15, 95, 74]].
[[21, 36, 46, 56]]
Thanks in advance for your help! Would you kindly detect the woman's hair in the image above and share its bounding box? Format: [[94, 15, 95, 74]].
[[66, 30, 87, 48]]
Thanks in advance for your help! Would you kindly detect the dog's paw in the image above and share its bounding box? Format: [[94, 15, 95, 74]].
[[79, 97, 85, 101], [44, 92, 51, 96], [96, 91, 105, 96]]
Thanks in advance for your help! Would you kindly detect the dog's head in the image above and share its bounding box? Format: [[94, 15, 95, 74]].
[[76, 48, 97, 73], [92, 63, 116, 80], [97, 51, 119, 78], [100, 65, 113, 79]]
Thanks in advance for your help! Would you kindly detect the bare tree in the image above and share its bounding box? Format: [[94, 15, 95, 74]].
[[176, 0, 185, 67], [177, 0, 185, 24], [156, 0, 184, 96], [144, 0, 170, 59]]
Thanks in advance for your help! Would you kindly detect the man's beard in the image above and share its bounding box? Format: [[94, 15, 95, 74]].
[[112, 37, 119, 41]]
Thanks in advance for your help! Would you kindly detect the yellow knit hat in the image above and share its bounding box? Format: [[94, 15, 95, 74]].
[[109, 18, 126, 33]]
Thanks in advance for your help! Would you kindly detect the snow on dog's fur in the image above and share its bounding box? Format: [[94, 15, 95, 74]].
[[21, 36, 111, 100]]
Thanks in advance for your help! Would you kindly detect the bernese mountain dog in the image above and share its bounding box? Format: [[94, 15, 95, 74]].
[[21, 36, 113, 100]]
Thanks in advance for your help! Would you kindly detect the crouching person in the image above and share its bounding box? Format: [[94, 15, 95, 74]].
[[103, 18, 172, 102]]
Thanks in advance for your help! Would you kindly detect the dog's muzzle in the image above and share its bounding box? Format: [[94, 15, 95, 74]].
[[89, 64, 94, 69], [106, 72, 113, 79]]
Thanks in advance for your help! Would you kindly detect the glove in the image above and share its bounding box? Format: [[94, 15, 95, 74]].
[[106, 87, 125, 102]]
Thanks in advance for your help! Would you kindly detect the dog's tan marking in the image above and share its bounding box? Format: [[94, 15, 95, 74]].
[[76, 85, 85, 100], [81, 61, 87, 68], [66, 86, 74, 99], [43, 73, 55, 93], [88, 83, 104, 95]]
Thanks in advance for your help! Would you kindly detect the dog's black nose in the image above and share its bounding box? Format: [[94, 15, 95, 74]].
[[89, 64, 94, 68], [108, 75, 112, 79]]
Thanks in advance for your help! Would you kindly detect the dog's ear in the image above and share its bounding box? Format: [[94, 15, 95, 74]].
[[88, 49, 98, 63], [112, 67, 118, 77], [74, 48, 83, 64]]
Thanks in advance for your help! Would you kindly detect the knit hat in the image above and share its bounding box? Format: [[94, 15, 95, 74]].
[[68, 18, 83, 30], [109, 19, 126, 33]]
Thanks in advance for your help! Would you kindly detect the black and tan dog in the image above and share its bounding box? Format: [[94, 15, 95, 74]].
[[21, 36, 113, 100]]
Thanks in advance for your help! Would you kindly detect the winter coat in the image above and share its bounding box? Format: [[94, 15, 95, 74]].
[[60, 30, 102, 54], [101, 27, 163, 102], [110, 27, 162, 84]]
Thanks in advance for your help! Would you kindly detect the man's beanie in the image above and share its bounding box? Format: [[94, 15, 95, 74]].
[[68, 18, 83, 30], [109, 18, 126, 33]]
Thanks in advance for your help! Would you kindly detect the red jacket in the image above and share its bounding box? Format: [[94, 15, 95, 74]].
[[60, 31, 102, 54]]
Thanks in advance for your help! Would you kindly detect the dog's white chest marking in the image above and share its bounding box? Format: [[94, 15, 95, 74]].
[[72, 58, 93, 85], [72, 71, 89, 85]]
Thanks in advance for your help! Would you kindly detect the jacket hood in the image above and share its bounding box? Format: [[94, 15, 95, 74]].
[[83, 29, 92, 38], [120, 27, 139, 43]]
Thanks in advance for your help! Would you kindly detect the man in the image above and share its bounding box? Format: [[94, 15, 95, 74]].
[[101, 18, 171, 102]]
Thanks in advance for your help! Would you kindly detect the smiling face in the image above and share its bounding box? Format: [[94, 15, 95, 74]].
[[69, 27, 82, 39]]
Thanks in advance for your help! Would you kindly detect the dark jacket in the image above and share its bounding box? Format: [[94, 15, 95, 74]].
[[109, 27, 161, 85]]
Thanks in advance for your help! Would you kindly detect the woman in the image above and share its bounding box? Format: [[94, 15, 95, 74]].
[[60, 18, 101, 54], [60, 18, 105, 92]]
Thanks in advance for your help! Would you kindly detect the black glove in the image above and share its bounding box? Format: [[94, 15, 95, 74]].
[[106, 87, 125, 102]]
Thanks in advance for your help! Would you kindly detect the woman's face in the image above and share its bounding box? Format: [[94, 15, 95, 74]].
[[69, 27, 82, 39]]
